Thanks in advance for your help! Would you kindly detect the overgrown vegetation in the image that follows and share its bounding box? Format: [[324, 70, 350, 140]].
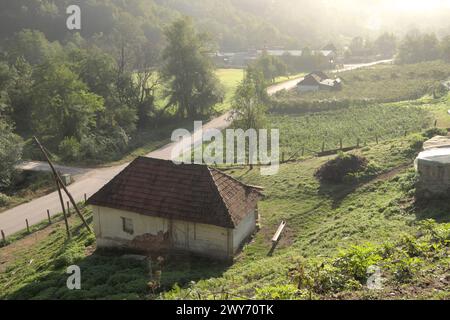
[[0, 171, 55, 212], [315, 153, 369, 183]]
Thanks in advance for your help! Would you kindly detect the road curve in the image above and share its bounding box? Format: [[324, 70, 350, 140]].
[[0, 59, 392, 237]]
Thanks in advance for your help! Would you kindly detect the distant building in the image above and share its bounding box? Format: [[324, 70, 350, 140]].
[[87, 157, 263, 260], [323, 43, 338, 52], [297, 71, 342, 92]]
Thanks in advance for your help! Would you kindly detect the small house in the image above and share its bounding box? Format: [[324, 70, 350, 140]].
[[297, 71, 342, 92], [87, 157, 263, 260]]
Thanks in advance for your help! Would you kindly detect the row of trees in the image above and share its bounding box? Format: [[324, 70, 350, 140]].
[[397, 31, 450, 64], [345, 33, 397, 60]]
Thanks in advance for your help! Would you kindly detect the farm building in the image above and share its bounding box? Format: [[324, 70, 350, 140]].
[[87, 157, 263, 260], [297, 71, 342, 92], [415, 135, 450, 197]]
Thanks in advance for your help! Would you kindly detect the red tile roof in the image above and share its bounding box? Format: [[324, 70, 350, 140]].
[[87, 157, 263, 228]]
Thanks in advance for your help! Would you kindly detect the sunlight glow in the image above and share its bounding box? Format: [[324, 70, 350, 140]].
[[391, 0, 450, 12]]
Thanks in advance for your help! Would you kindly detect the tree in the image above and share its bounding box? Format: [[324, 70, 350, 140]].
[[374, 33, 397, 58], [397, 31, 441, 64], [6, 30, 62, 66], [441, 35, 450, 63], [161, 16, 224, 119], [0, 119, 22, 189], [30, 62, 104, 147], [231, 68, 267, 131], [253, 53, 288, 83]]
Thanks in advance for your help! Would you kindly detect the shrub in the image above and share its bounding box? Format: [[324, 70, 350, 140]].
[[58, 137, 81, 162], [422, 127, 447, 139], [0, 192, 11, 206], [255, 284, 299, 300], [315, 153, 368, 183], [407, 133, 426, 153]]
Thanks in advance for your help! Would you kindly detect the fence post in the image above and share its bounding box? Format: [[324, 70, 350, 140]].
[[84, 193, 87, 204], [26, 219, 30, 233], [340, 138, 343, 150], [47, 209, 52, 224], [1, 230, 5, 244]]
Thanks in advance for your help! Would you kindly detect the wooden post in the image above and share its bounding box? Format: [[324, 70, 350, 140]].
[[357, 138, 360, 148], [84, 193, 87, 204], [321, 141, 325, 153], [57, 179, 71, 239], [47, 210, 51, 224], [34, 137, 91, 233], [26, 219, 30, 233], [340, 138, 343, 150], [1, 230, 5, 244]]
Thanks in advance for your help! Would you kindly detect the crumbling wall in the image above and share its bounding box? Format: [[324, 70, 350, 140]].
[[130, 231, 171, 253]]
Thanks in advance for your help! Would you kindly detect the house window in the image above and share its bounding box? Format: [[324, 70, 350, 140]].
[[121, 217, 134, 235]]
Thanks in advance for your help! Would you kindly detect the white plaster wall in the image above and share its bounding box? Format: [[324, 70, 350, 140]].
[[232, 210, 257, 252], [185, 222, 229, 257], [92, 205, 168, 244], [93, 205, 232, 258]]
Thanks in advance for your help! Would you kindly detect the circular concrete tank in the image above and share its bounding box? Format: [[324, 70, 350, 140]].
[[415, 147, 450, 196]]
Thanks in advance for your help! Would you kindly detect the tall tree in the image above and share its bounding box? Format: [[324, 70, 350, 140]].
[[161, 16, 223, 119], [374, 32, 397, 58], [231, 67, 267, 131]]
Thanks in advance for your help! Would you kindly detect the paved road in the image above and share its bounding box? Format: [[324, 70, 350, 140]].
[[1, 59, 392, 236]]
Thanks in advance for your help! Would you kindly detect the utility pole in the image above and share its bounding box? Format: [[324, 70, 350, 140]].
[[34, 137, 91, 234]]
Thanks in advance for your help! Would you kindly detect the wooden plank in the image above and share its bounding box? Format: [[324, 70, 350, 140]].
[[272, 221, 286, 243]]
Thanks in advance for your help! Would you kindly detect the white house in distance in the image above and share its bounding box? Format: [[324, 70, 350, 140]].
[[87, 157, 263, 260]]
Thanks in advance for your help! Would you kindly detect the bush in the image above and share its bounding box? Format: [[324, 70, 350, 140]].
[[255, 284, 299, 300], [422, 127, 447, 139], [315, 153, 368, 183], [0, 192, 11, 206], [58, 137, 81, 162]]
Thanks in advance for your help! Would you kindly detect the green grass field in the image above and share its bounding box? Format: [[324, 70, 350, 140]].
[[1, 134, 449, 300], [215, 68, 244, 112]]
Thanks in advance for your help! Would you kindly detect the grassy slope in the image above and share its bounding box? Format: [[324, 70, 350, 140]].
[[1, 66, 449, 300], [1, 135, 448, 300]]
